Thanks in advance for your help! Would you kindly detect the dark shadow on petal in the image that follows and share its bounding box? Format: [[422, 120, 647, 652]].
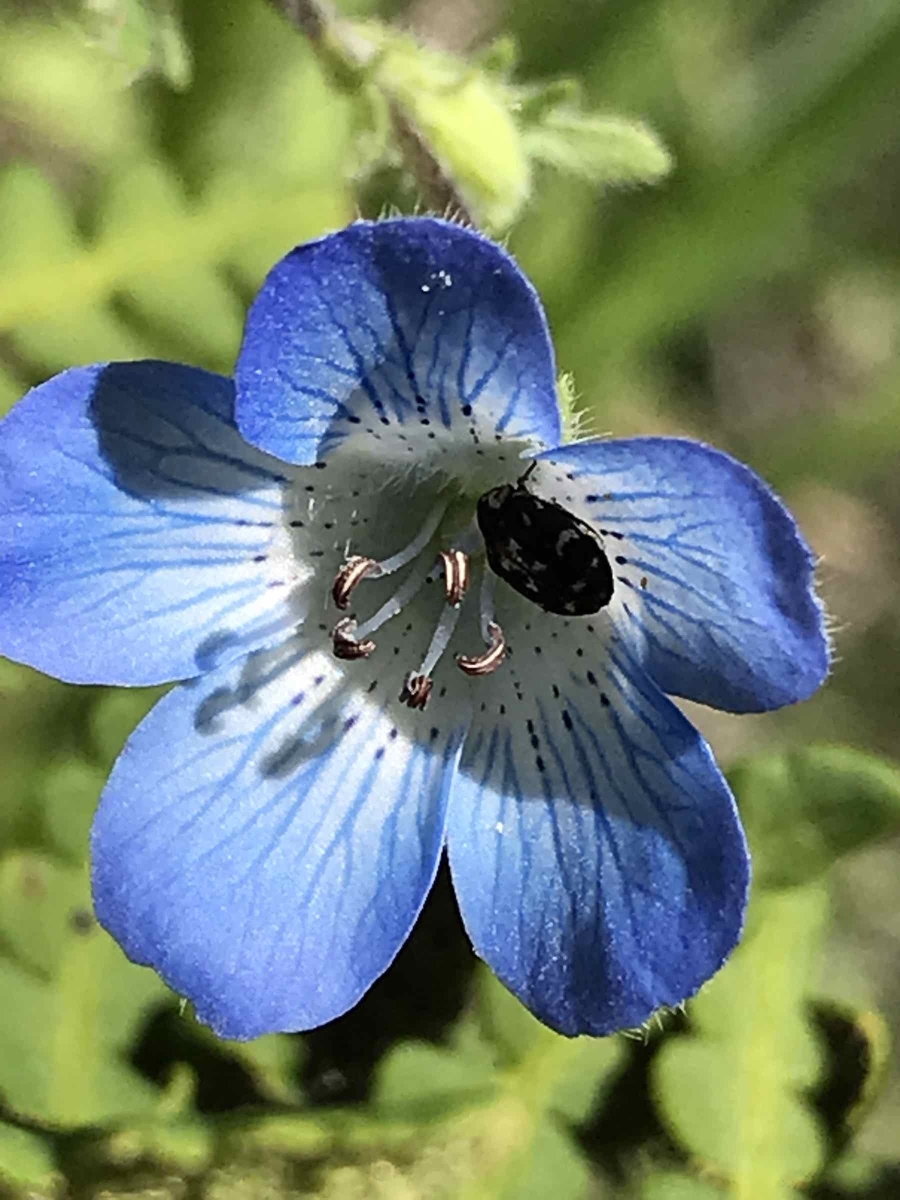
[[89, 360, 287, 501]]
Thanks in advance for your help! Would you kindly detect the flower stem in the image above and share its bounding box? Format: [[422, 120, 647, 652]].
[[267, 0, 475, 224]]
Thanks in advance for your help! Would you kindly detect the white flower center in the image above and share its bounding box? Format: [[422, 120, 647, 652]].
[[327, 498, 505, 710]]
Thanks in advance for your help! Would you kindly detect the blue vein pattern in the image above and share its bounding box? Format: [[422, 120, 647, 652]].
[[0, 362, 299, 686], [448, 616, 748, 1035], [0, 219, 830, 1039], [92, 637, 469, 1038], [537, 439, 828, 712], [235, 218, 562, 465]]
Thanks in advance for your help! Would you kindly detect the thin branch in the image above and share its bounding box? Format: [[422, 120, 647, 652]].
[[267, 0, 476, 224]]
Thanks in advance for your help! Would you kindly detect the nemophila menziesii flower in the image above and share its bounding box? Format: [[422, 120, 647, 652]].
[[0, 218, 828, 1040]]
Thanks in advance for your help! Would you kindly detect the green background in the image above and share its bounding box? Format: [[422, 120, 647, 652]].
[[0, 0, 898, 1196]]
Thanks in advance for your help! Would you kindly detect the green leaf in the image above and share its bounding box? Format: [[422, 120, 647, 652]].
[[0, 15, 146, 161], [0, 1121, 59, 1191], [730, 746, 900, 889], [653, 883, 829, 1197], [549, 1034, 623, 1125], [89, 687, 168, 769], [524, 111, 673, 186], [639, 1171, 724, 1199], [0, 853, 167, 1126], [37, 757, 105, 865], [0, 366, 23, 416], [475, 966, 548, 1066], [374, 1040, 497, 1121], [497, 1119, 594, 1200], [0, 852, 88, 978], [52, 0, 191, 90], [0, 162, 351, 372], [474, 969, 623, 1121], [97, 159, 244, 369], [368, 29, 531, 231], [190, 1027, 305, 1106], [0, 164, 152, 367], [103, 1115, 214, 1174]]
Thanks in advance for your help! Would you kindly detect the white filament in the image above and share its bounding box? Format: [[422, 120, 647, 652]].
[[354, 561, 434, 640], [372, 501, 446, 577], [419, 601, 462, 677], [479, 567, 497, 644]]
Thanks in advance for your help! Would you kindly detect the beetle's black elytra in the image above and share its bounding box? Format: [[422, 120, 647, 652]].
[[477, 470, 614, 616]]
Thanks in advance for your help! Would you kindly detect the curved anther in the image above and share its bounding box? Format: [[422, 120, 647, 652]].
[[331, 617, 376, 660], [332, 556, 378, 610], [456, 622, 506, 677], [399, 672, 433, 710], [439, 549, 470, 607]]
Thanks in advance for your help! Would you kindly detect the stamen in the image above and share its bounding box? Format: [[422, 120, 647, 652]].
[[400, 673, 433, 710], [332, 556, 377, 610], [457, 621, 506, 676], [421, 602, 462, 677], [331, 617, 376, 660], [398, 601, 462, 710], [478, 568, 497, 643], [373, 500, 447, 576], [354, 561, 434, 641], [440, 549, 470, 607]]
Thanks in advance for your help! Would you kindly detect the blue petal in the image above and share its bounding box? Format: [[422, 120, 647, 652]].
[[537, 438, 829, 712], [92, 638, 467, 1038], [235, 217, 561, 465], [447, 632, 749, 1036], [0, 362, 300, 686]]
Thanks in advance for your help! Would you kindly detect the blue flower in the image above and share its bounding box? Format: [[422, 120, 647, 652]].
[[0, 218, 828, 1040]]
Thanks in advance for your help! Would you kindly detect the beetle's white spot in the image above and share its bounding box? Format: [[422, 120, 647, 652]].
[[495, 821, 504, 834]]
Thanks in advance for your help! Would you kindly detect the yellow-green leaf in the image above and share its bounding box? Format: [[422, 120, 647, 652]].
[[653, 884, 828, 1198]]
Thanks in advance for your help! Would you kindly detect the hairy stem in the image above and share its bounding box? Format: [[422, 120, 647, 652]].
[[267, 0, 475, 224]]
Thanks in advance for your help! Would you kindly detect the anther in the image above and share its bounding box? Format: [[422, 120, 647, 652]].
[[400, 672, 433, 710], [331, 617, 376, 660], [332, 556, 378, 610], [439, 549, 470, 607], [456, 622, 506, 677]]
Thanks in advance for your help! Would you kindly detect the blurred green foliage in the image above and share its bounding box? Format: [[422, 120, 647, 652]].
[[0, 0, 899, 1196]]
